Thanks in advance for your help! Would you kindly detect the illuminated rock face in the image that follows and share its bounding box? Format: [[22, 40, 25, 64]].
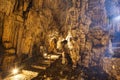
[[0, 0, 73, 72], [0, 0, 117, 77]]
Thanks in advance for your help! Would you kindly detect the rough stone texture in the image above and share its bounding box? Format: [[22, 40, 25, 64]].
[[0, 0, 73, 72], [0, 0, 16, 15], [80, 27, 109, 68], [0, 12, 4, 42], [2, 55, 16, 72], [0, 0, 119, 79], [102, 58, 120, 80], [0, 0, 107, 53], [87, 0, 107, 28]]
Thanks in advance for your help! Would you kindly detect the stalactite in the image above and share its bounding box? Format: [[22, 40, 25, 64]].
[[0, 0, 119, 79]]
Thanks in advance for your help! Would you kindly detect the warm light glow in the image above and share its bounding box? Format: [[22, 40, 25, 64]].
[[43, 53, 47, 57], [12, 68, 19, 75]]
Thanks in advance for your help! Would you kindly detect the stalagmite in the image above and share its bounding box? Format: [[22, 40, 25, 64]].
[[0, 0, 120, 80]]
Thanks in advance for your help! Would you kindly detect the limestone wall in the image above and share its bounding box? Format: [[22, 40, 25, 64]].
[[0, 0, 110, 73], [102, 58, 120, 80]]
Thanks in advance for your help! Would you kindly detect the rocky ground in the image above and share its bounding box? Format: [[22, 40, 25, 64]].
[[3, 54, 120, 80], [32, 57, 119, 80]]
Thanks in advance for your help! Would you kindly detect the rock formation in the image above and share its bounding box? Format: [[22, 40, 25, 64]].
[[0, 0, 108, 72], [0, 0, 120, 79]]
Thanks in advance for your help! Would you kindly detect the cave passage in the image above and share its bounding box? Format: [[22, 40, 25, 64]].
[[0, 0, 120, 80]]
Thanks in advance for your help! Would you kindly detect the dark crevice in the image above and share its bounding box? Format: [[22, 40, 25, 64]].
[[23, 0, 32, 19]]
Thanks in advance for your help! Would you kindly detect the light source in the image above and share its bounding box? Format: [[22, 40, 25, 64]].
[[43, 53, 47, 57], [12, 68, 19, 75]]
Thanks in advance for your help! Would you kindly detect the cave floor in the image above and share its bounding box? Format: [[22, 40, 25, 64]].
[[4, 53, 118, 80], [4, 55, 80, 80]]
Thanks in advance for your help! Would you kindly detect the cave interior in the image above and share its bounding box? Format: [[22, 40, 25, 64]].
[[0, 0, 120, 80]]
